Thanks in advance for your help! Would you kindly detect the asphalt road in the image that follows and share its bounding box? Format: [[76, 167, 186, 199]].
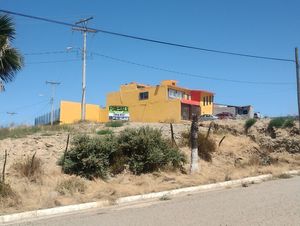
[[7, 176, 300, 226]]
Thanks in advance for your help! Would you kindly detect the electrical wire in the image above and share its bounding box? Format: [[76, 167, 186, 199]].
[[91, 52, 294, 85], [26, 59, 81, 64], [24, 50, 78, 56], [0, 9, 295, 63]]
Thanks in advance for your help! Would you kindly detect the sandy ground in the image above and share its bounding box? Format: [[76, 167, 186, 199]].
[[0, 120, 299, 215]]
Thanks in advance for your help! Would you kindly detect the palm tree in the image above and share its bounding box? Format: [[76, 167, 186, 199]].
[[0, 14, 23, 85]]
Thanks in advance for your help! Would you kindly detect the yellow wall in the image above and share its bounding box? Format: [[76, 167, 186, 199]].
[[59, 80, 214, 124], [60, 101, 100, 124], [199, 92, 214, 115], [106, 84, 181, 122]]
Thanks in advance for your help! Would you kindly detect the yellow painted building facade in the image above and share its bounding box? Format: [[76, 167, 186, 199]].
[[58, 80, 214, 124]]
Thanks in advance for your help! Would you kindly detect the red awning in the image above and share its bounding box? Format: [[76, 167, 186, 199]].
[[181, 99, 200, 106]]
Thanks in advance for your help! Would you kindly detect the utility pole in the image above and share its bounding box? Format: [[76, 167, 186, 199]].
[[295, 48, 300, 128], [190, 114, 199, 174], [46, 81, 60, 126], [72, 17, 97, 121]]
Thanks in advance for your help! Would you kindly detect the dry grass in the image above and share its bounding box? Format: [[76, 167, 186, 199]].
[[12, 153, 43, 182], [0, 120, 299, 215], [0, 182, 20, 209], [56, 176, 86, 195]]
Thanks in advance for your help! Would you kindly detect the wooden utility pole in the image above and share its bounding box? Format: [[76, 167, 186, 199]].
[[295, 48, 300, 128], [190, 115, 199, 173], [72, 17, 97, 121]]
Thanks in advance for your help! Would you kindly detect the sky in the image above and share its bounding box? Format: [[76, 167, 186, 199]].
[[0, 0, 299, 126]]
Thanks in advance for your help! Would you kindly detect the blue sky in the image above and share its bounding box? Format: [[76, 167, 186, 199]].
[[0, 0, 299, 126]]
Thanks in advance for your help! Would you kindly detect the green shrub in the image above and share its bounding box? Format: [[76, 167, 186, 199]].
[[180, 131, 216, 162], [267, 117, 285, 131], [96, 129, 113, 135], [59, 127, 186, 179], [105, 121, 124, 128], [282, 118, 295, 128], [59, 134, 117, 179], [56, 177, 86, 195], [244, 118, 257, 134], [117, 127, 186, 175]]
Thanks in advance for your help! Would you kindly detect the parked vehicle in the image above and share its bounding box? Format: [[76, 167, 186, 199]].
[[215, 112, 235, 119], [199, 114, 219, 121]]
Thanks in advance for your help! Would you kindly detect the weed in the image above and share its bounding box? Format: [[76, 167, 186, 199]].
[[180, 131, 216, 162], [105, 121, 124, 128], [0, 182, 20, 207], [224, 175, 232, 181], [277, 173, 292, 179], [159, 195, 171, 201], [56, 177, 86, 195], [241, 182, 248, 187], [96, 129, 113, 135], [12, 154, 43, 182]]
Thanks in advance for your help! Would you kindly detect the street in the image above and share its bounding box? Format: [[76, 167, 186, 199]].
[[7, 176, 300, 226]]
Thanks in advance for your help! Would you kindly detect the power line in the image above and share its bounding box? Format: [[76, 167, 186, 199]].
[[0, 9, 295, 63], [24, 50, 78, 56], [26, 59, 81, 64], [91, 52, 294, 85], [0, 100, 49, 114]]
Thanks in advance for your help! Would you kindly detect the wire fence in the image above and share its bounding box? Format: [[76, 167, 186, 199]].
[[34, 108, 60, 126]]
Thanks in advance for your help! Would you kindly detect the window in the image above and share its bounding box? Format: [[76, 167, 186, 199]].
[[139, 92, 149, 100], [203, 97, 206, 106], [209, 96, 212, 105], [168, 89, 184, 99]]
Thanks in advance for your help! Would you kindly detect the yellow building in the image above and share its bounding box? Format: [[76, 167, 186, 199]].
[[36, 80, 214, 125]]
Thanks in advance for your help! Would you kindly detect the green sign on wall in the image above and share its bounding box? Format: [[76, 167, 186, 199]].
[[108, 106, 129, 121]]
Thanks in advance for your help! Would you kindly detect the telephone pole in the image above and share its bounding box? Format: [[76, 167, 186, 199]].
[[295, 48, 300, 128], [72, 17, 97, 121], [46, 81, 60, 126]]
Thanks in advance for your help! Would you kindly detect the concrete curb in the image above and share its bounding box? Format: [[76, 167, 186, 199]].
[[1, 170, 299, 224]]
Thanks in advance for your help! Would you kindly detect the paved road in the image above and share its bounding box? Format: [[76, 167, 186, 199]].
[[7, 176, 300, 226]]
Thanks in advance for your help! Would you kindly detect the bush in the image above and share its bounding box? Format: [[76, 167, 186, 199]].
[[244, 119, 257, 134], [59, 127, 186, 179], [56, 176, 86, 195], [180, 131, 216, 162], [59, 135, 116, 179], [282, 118, 295, 128], [105, 121, 124, 128], [12, 154, 43, 182], [117, 127, 186, 175], [267, 117, 285, 131], [96, 129, 113, 135]]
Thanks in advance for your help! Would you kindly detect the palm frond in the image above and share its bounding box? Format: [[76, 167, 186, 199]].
[[0, 14, 15, 41], [0, 48, 23, 82]]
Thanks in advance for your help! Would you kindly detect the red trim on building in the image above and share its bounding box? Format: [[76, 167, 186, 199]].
[[181, 99, 200, 106], [190, 90, 201, 101]]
